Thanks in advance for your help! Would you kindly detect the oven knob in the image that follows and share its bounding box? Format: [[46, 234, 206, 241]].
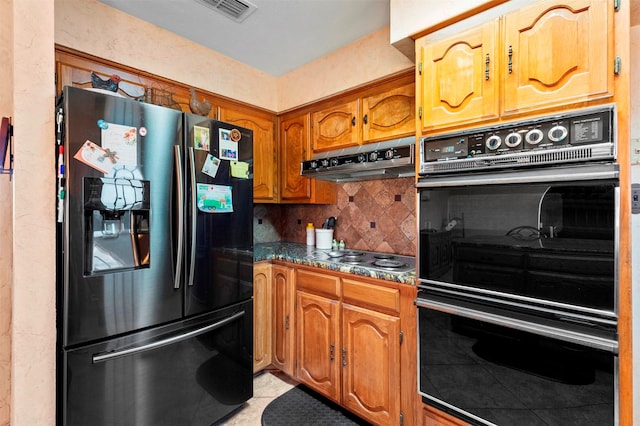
[[525, 128, 544, 145], [384, 149, 395, 160], [329, 158, 339, 167], [486, 135, 501, 150], [321, 159, 330, 167], [504, 132, 522, 148], [357, 153, 366, 163], [369, 151, 379, 161], [548, 125, 568, 142], [309, 160, 318, 169]]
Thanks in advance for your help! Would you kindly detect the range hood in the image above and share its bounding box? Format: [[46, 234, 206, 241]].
[[301, 137, 416, 182]]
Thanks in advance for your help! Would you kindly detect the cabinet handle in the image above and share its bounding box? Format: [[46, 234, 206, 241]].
[[363, 114, 368, 125], [351, 116, 356, 126], [330, 344, 335, 361], [285, 314, 289, 330], [508, 45, 513, 74], [342, 348, 347, 366], [485, 53, 490, 80]]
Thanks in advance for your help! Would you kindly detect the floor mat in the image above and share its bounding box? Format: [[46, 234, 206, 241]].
[[261, 385, 370, 425]]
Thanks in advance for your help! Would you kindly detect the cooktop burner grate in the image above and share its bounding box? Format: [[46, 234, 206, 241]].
[[314, 249, 415, 273]]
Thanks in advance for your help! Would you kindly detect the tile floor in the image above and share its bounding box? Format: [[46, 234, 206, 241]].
[[218, 370, 299, 425]]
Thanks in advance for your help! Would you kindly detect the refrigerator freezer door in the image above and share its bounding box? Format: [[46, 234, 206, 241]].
[[183, 115, 254, 317], [61, 301, 253, 426], [62, 87, 184, 347]]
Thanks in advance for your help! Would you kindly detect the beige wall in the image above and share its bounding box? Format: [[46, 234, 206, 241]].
[[277, 27, 413, 111], [55, 0, 279, 111], [55, 0, 413, 113], [0, 0, 13, 423], [2, 0, 57, 425]]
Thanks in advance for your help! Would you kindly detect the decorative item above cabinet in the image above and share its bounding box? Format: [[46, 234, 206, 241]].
[[416, 0, 613, 134]]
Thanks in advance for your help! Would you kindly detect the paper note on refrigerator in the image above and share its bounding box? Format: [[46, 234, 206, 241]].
[[196, 183, 233, 213], [230, 161, 249, 179], [219, 128, 238, 160], [202, 154, 220, 178], [73, 140, 119, 175], [101, 122, 138, 172]]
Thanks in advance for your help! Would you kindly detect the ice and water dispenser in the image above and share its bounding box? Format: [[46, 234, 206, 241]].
[[83, 177, 151, 273]]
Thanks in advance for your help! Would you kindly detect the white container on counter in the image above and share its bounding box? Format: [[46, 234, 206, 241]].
[[315, 229, 334, 249]]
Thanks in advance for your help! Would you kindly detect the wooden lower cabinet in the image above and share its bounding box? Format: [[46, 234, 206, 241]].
[[296, 291, 341, 402], [422, 405, 468, 426], [253, 262, 272, 373], [294, 268, 411, 426], [272, 264, 296, 376], [342, 303, 401, 426]]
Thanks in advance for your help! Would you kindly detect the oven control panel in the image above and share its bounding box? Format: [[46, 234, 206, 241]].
[[420, 105, 615, 175]]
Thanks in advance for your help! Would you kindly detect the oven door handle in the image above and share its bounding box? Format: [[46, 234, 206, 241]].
[[415, 163, 619, 188], [416, 298, 618, 354]]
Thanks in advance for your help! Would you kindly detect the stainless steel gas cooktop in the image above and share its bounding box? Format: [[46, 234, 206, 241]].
[[310, 249, 415, 274]]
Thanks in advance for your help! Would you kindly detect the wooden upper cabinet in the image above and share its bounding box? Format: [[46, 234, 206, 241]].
[[280, 114, 312, 200], [418, 20, 500, 132], [311, 73, 416, 153], [362, 82, 415, 143], [279, 113, 337, 204], [217, 103, 277, 203], [417, 0, 613, 133], [312, 99, 361, 152], [502, 0, 612, 116]]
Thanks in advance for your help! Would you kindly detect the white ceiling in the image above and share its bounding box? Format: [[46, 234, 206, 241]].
[[98, 0, 391, 77]]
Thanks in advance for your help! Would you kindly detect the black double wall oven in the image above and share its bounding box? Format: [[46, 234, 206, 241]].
[[416, 105, 619, 426]]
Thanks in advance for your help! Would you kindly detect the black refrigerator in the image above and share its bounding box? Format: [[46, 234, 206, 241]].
[[56, 86, 254, 426]]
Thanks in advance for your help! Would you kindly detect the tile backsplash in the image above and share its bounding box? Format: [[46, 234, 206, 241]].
[[254, 177, 416, 256]]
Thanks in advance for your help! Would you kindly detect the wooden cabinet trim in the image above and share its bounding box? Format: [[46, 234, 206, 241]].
[[342, 278, 401, 314], [296, 268, 341, 298]]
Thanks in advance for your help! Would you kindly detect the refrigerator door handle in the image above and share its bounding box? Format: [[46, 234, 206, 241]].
[[188, 147, 197, 286], [174, 146, 184, 289], [92, 310, 246, 363]]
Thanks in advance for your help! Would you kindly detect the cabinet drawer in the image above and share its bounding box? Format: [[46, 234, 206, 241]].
[[296, 269, 340, 298], [342, 278, 400, 314]]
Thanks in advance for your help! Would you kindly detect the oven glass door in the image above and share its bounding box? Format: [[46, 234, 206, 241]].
[[418, 301, 617, 426], [418, 175, 618, 320]]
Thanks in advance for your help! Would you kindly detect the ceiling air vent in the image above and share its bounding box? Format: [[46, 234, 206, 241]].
[[195, 0, 258, 22]]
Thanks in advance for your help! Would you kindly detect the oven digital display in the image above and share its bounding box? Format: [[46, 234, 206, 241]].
[[573, 117, 603, 143]]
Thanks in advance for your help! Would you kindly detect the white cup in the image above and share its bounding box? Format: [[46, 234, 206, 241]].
[[315, 229, 334, 250]]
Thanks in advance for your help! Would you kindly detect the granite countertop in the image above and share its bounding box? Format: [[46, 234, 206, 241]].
[[254, 242, 416, 285]]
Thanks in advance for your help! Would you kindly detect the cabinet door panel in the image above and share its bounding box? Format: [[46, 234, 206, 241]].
[[420, 20, 499, 132], [296, 291, 341, 403], [502, 0, 612, 115], [253, 263, 272, 372], [280, 114, 311, 200], [272, 265, 295, 376], [312, 100, 360, 152], [342, 303, 400, 426], [362, 83, 415, 143], [218, 106, 277, 202]]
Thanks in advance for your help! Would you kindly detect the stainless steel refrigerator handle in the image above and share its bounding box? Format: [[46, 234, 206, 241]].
[[188, 147, 197, 287], [174, 146, 184, 289], [92, 310, 245, 363], [415, 298, 619, 354]]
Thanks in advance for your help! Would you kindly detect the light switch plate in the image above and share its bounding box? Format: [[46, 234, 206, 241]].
[[632, 184, 640, 214], [632, 138, 640, 164]]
